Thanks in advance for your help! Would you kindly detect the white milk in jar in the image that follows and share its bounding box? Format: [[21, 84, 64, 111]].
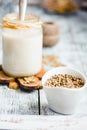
[[2, 13, 43, 77]]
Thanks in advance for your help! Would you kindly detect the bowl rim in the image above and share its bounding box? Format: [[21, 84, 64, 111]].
[[42, 67, 87, 91]]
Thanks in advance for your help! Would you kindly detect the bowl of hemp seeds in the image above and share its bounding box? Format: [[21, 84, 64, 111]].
[[42, 67, 87, 114]]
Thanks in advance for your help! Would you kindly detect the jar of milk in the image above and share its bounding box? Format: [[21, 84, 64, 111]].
[[2, 13, 43, 77]]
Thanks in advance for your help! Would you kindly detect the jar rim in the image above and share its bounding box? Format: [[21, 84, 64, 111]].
[[3, 13, 40, 23], [3, 13, 42, 29]]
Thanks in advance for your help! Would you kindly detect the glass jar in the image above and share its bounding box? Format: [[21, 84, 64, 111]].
[[2, 13, 43, 77]]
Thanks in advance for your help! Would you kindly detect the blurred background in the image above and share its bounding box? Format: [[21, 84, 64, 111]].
[[0, 0, 87, 20]]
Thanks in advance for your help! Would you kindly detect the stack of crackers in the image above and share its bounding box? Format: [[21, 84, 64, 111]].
[[0, 65, 46, 91]]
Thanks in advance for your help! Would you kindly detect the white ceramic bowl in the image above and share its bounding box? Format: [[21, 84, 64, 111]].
[[42, 67, 87, 114]]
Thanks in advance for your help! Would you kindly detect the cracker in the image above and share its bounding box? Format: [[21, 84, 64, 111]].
[[17, 76, 42, 91], [9, 81, 19, 89], [0, 65, 2, 70], [0, 70, 14, 84], [35, 68, 47, 79]]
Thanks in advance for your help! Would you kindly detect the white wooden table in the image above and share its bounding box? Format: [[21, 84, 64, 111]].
[[0, 6, 87, 117]]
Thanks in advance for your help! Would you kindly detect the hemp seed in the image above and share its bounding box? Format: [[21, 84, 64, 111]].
[[45, 74, 84, 88]]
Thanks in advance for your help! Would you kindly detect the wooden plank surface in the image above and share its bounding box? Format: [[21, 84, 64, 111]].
[[0, 115, 87, 130], [0, 85, 39, 115]]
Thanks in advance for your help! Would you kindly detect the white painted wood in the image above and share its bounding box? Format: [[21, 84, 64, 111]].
[[0, 115, 87, 130], [0, 86, 38, 114]]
